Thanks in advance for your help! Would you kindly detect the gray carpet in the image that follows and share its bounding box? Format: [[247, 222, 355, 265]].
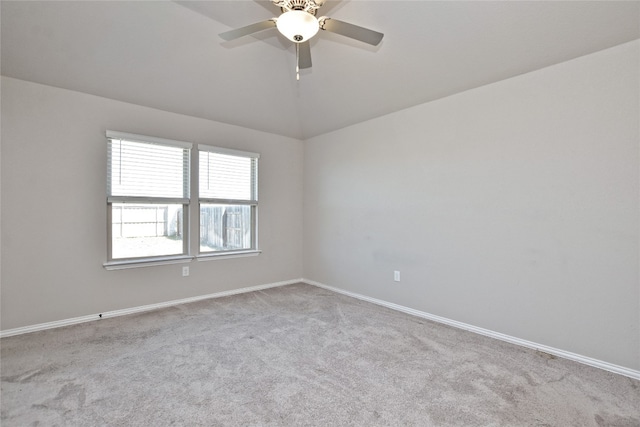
[[1, 283, 638, 426]]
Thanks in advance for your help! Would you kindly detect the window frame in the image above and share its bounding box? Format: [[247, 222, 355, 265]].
[[104, 131, 193, 269], [197, 144, 260, 258]]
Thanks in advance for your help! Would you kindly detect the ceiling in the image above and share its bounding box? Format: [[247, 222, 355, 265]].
[[2, 1, 639, 140]]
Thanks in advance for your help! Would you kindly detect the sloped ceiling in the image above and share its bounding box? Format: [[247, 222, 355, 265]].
[[2, 1, 639, 140]]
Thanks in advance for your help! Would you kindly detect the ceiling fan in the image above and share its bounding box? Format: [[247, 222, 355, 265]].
[[219, 0, 384, 79]]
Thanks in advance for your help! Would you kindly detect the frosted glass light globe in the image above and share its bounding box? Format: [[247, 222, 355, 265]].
[[276, 10, 319, 43]]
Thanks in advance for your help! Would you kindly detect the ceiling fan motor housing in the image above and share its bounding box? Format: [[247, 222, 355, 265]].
[[273, 0, 322, 15]]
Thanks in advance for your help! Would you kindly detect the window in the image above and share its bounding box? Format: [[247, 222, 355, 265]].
[[199, 145, 259, 254], [105, 132, 260, 268], [106, 131, 191, 263]]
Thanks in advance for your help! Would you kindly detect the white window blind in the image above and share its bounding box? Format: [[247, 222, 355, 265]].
[[199, 146, 258, 202], [107, 132, 191, 200]]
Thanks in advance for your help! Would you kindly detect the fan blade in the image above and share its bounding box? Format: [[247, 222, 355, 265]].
[[219, 20, 276, 41], [320, 18, 383, 46], [298, 41, 312, 69]]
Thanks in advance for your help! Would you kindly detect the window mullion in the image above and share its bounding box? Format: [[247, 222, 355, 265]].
[[198, 198, 256, 206], [108, 196, 189, 204]]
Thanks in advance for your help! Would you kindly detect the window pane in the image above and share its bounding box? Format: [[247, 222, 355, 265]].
[[200, 204, 252, 252], [108, 139, 189, 199], [199, 152, 255, 201], [112, 203, 184, 259]]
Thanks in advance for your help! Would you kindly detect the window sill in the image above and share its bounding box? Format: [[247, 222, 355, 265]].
[[196, 250, 261, 261], [104, 255, 194, 270]]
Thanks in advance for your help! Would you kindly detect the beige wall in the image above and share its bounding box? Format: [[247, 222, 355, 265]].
[[304, 41, 639, 370], [0, 76, 304, 330]]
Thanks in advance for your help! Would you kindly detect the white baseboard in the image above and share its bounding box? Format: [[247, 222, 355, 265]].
[[302, 278, 640, 381], [0, 278, 302, 338], [4, 277, 638, 380]]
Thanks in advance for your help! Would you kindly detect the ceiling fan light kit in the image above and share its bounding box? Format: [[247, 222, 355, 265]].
[[276, 10, 319, 43], [219, 0, 383, 79]]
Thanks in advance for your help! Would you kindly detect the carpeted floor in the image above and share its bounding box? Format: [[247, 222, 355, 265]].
[[1, 283, 638, 426]]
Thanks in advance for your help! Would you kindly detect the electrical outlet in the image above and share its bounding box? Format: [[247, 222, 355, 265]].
[[394, 271, 400, 282], [182, 266, 189, 277]]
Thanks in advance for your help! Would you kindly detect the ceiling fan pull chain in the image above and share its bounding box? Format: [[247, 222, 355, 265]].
[[296, 43, 300, 81]]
